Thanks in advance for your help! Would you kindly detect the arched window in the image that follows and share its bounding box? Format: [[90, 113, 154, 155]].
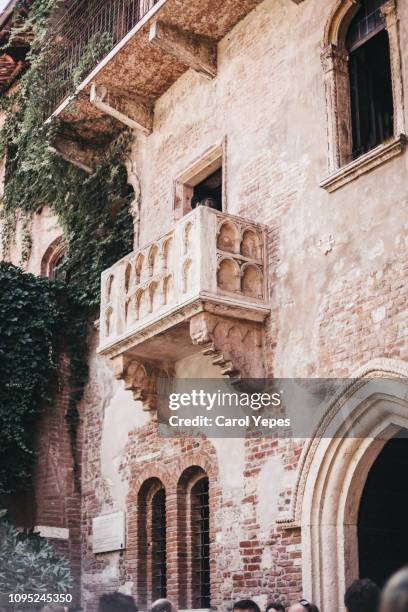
[[191, 476, 210, 609], [41, 237, 68, 281], [320, 0, 405, 190], [151, 487, 167, 601], [137, 478, 167, 608], [346, 0, 393, 159], [178, 467, 211, 610]]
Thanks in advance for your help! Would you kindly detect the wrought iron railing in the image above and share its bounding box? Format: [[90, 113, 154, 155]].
[[45, 0, 159, 117]]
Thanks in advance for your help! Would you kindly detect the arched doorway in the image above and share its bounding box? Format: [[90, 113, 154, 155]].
[[293, 361, 408, 611], [358, 432, 408, 587]]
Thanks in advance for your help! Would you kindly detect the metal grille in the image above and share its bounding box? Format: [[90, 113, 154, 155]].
[[151, 487, 167, 600], [346, 0, 386, 52], [191, 477, 210, 609], [44, 0, 159, 116]]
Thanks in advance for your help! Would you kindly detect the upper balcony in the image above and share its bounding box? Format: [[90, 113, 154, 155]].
[[45, 0, 265, 164], [97, 206, 270, 408]]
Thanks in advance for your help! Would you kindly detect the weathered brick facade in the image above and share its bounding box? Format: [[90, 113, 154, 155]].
[[3, 0, 408, 610]]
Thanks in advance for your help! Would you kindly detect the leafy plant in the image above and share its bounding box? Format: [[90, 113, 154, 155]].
[[0, 0, 135, 494], [0, 263, 60, 493], [72, 31, 113, 87], [0, 514, 73, 593]]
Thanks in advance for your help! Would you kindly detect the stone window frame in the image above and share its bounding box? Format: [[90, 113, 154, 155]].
[[320, 0, 406, 193], [173, 139, 227, 220], [41, 236, 68, 280]]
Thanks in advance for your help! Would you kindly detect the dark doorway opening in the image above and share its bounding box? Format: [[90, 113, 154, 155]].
[[191, 168, 223, 212], [358, 433, 408, 587]]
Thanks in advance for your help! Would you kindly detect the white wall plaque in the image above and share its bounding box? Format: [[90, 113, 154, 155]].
[[92, 511, 126, 554], [35, 526, 69, 540]]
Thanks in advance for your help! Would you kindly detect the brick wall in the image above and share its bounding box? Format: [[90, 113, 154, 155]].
[[32, 352, 82, 600], [3, 0, 408, 608], [79, 0, 408, 606]]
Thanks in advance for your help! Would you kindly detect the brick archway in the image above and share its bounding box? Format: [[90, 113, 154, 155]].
[[297, 360, 408, 611]]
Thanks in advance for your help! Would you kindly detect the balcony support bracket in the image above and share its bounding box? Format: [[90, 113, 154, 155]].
[[190, 312, 266, 379], [48, 144, 92, 174], [149, 20, 217, 79], [112, 354, 174, 412], [90, 84, 153, 134]]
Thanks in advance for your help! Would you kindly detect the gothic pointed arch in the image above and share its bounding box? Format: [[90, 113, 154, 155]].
[[281, 359, 408, 610], [41, 235, 68, 280]]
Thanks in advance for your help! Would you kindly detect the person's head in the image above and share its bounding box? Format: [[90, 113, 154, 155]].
[[233, 600, 261, 612], [380, 567, 408, 612], [344, 579, 380, 612], [266, 603, 285, 612], [150, 599, 177, 612], [98, 592, 138, 612], [288, 600, 319, 612]]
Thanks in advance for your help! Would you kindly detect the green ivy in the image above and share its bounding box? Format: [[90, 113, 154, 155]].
[[0, 263, 60, 492], [0, 1, 134, 493], [0, 513, 73, 593], [72, 31, 114, 88]]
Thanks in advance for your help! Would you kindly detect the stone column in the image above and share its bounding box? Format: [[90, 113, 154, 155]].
[[382, 0, 406, 137]]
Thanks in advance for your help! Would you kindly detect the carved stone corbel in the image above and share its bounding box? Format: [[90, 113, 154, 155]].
[[112, 355, 174, 412], [189, 312, 265, 379]]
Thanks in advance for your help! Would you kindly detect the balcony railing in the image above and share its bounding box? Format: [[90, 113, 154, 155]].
[[98, 206, 270, 356], [45, 0, 158, 115]]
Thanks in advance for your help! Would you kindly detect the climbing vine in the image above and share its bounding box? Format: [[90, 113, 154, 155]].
[[0, 262, 60, 492], [0, 1, 134, 493]]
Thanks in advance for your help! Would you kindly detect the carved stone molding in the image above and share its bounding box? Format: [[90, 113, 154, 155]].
[[112, 355, 174, 412], [323, 0, 360, 49], [381, 0, 406, 137], [320, 134, 407, 192], [320, 44, 348, 75], [321, 43, 352, 171], [189, 311, 265, 379], [321, 0, 406, 177]]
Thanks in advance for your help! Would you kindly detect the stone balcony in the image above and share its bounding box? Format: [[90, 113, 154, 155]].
[[45, 0, 266, 167], [97, 206, 270, 409]]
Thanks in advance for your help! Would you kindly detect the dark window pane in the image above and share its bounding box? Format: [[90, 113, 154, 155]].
[[151, 488, 167, 600], [347, 0, 386, 52], [191, 477, 210, 609], [348, 30, 394, 159]]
